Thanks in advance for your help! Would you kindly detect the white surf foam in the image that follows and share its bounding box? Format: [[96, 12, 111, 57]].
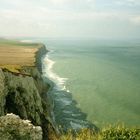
[[42, 53, 69, 91]]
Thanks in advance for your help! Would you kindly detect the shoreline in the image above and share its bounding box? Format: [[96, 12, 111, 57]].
[[0, 38, 98, 132], [42, 44, 98, 132], [0, 38, 139, 139], [43, 53, 68, 91]]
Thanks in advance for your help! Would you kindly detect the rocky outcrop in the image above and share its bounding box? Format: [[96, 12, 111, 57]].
[[0, 113, 42, 140]]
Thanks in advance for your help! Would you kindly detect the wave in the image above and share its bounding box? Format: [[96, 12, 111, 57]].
[[41, 46, 97, 132], [42, 52, 69, 91]]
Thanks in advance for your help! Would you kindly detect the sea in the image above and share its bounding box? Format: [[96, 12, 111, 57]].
[[29, 38, 140, 129]]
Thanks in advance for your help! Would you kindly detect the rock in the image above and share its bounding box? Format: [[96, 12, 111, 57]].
[[0, 68, 50, 140], [4, 71, 44, 125], [0, 113, 42, 140], [0, 69, 6, 116]]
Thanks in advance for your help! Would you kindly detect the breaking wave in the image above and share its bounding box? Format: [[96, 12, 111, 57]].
[[42, 51, 68, 91], [41, 46, 97, 132]]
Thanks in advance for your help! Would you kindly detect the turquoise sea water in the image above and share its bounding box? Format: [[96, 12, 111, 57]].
[[40, 39, 140, 127]]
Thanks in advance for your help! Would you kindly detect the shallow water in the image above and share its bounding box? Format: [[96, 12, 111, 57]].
[[37, 39, 140, 128]]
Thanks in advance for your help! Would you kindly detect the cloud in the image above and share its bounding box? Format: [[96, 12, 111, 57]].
[[0, 4, 121, 38], [50, 0, 68, 5], [115, 0, 140, 6], [130, 16, 140, 25], [0, 0, 140, 38]]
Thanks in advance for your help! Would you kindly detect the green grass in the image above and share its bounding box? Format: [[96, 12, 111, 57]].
[[48, 124, 140, 140]]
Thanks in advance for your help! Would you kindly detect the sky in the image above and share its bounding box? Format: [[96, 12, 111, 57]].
[[0, 0, 140, 39]]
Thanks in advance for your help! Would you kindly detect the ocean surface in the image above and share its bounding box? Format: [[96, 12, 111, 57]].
[[36, 39, 140, 128]]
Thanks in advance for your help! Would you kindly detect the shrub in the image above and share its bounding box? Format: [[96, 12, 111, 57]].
[[49, 124, 140, 140]]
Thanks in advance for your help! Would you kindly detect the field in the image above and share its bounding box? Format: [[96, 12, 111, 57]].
[[0, 38, 41, 73]]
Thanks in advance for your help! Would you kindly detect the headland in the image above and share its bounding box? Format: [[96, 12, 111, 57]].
[[0, 38, 52, 140]]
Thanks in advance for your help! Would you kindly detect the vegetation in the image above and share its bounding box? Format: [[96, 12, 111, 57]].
[[49, 124, 140, 140], [0, 65, 22, 73], [0, 65, 32, 76], [0, 38, 139, 140], [0, 38, 42, 70]]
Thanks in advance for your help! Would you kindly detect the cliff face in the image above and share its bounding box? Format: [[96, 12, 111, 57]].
[[0, 45, 51, 140], [0, 69, 5, 115], [36, 44, 48, 73]]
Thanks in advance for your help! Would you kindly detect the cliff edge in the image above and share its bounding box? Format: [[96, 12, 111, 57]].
[[0, 39, 51, 140]]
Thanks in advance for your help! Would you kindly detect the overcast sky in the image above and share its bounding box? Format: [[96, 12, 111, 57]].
[[0, 0, 140, 39]]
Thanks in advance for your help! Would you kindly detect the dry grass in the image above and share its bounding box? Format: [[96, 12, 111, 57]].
[[48, 124, 140, 140], [0, 65, 22, 73], [0, 46, 38, 66], [0, 39, 41, 73]]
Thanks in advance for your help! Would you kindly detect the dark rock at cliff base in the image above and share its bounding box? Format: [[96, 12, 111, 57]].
[[0, 113, 42, 140]]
